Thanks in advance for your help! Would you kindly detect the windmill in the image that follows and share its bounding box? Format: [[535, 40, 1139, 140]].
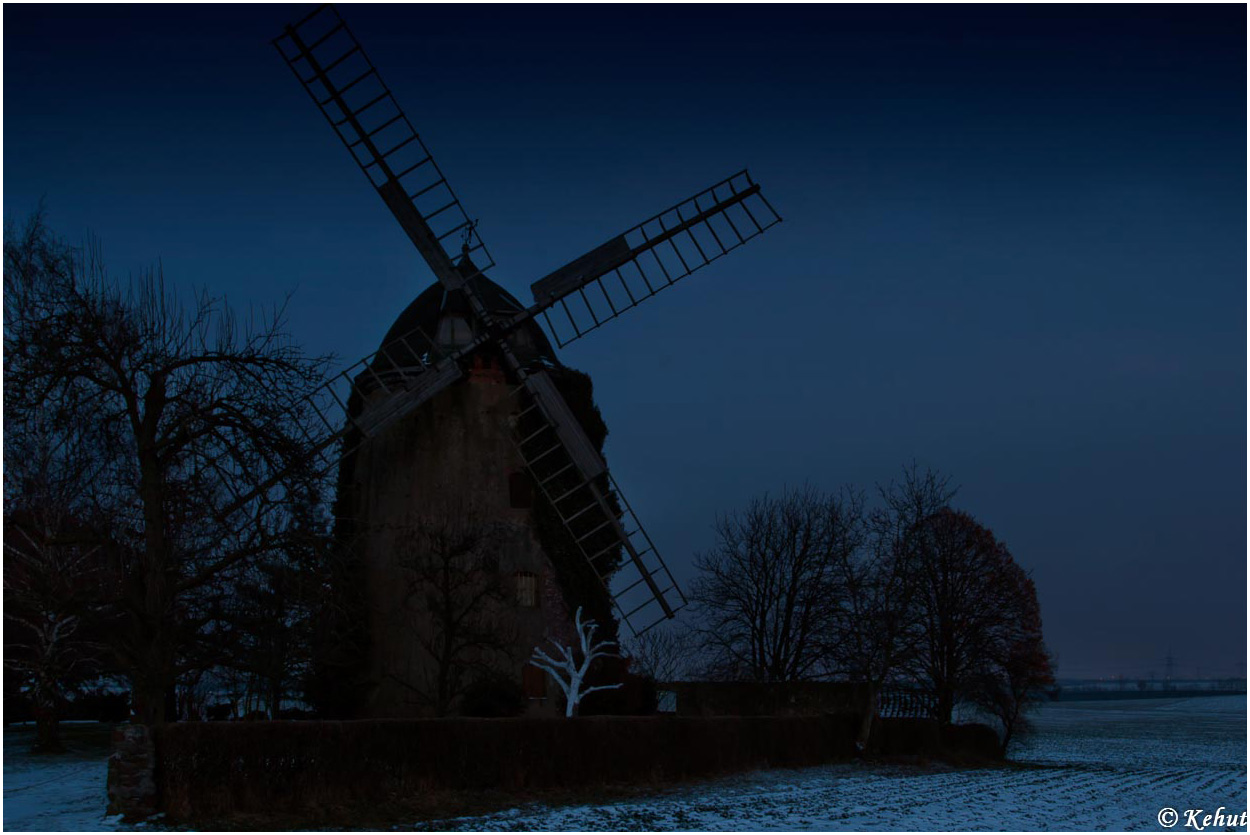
[[268, 5, 781, 656]]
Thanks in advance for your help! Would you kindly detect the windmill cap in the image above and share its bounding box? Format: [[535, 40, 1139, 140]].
[[372, 269, 557, 372]]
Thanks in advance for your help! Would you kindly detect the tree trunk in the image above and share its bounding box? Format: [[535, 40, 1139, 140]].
[[935, 687, 954, 725], [131, 667, 169, 726], [566, 675, 581, 717], [32, 703, 63, 752], [855, 681, 877, 752], [268, 677, 283, 720], [998, 703, 1019, 756], [133, 415, 173, 727]]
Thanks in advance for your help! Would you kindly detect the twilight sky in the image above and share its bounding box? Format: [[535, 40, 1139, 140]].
[[5, 4, 1245, 679]]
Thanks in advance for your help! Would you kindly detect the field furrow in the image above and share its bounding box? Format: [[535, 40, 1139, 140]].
[[436, 696, 1247, 831]]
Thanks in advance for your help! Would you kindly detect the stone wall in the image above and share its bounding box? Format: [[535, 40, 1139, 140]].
[[105, 724, 156, 820]]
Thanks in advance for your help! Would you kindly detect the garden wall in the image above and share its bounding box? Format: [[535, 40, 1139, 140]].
[[155, 714, 861, 820], [150, 713, 1001, 822]]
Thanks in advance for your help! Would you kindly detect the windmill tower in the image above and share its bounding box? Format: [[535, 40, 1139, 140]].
[[333, 265, 620, 716], [271, 5, 782, 716]]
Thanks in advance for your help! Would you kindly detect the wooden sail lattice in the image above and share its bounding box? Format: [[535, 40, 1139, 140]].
[[270, 4, 784, 636], [510, 372, 686, 635], [531, 171, 781, 348]]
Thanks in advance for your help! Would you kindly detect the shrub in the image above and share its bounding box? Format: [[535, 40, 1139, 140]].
[[872, 717, 941, 756], [459, 677, 526, 718], [672, 681, 866, 716], [941, 722, 1001, 759], [580, 672, 658, 716], [205, 703, 233, 722]]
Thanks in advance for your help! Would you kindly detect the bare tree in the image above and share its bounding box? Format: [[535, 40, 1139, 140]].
[[622, 623, 695, 684], [3, 336, 119, 748], [214, 514, 325, 719], [689, 485, 856, 683], [830, 464, 956, 748], [4, 213, 332, 725], [388, 508, 516, 716], [303, 535, 370, 719], [4, 514, 112, 750], [529, 606, 622, 717]]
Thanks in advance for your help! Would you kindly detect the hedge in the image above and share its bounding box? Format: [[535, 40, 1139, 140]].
[[672, 681, 866, 717], [870, 717, 1001, 759], [155, 714, 862, 820], [941, 722, 1001, 759]]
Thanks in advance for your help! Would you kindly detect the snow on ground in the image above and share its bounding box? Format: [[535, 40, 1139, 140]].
[[3, 723, 124, 832], [430, 696, 1247, 831], [3, 695, 1245, 831]]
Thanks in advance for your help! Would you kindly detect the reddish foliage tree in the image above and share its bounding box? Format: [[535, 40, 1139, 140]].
[[968, 561, 1054, 754], [909, 508, 1052, 731]]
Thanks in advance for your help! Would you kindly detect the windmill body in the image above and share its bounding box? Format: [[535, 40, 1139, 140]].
[[272, 5, 781, 717], [342, 271, 598, 716]]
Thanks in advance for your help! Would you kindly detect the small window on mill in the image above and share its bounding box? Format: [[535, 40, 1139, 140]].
[[508, 470, 533, 509], [523, 664, 547, 698], [515, 571, 539, 608]]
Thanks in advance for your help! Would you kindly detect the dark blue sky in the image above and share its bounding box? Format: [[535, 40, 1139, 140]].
[[5, 4, 1245, 679]]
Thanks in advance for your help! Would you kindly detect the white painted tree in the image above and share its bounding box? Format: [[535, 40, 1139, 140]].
[[529, 607, 622, 717]]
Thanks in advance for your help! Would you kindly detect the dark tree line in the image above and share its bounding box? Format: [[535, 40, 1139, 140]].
[[691, 485, 853, 683], [2, 214, 558, 737], [4, 214, 1051, 754], [4, 213, 336, 741], [684, 467, 1054, 753]]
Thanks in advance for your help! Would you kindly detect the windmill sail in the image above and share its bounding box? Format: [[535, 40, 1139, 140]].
[[528, 170, 782, 347], [211, 320, 471, 522], [511, 370, 686, 635], [271, 5, 783, 637], [292, 327, 690, 636], [274, 5, 491, 289]]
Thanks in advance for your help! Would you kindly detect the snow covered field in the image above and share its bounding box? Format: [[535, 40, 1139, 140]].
[[433, 696, 1247, 831], [3, 695, 1245, 831]]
